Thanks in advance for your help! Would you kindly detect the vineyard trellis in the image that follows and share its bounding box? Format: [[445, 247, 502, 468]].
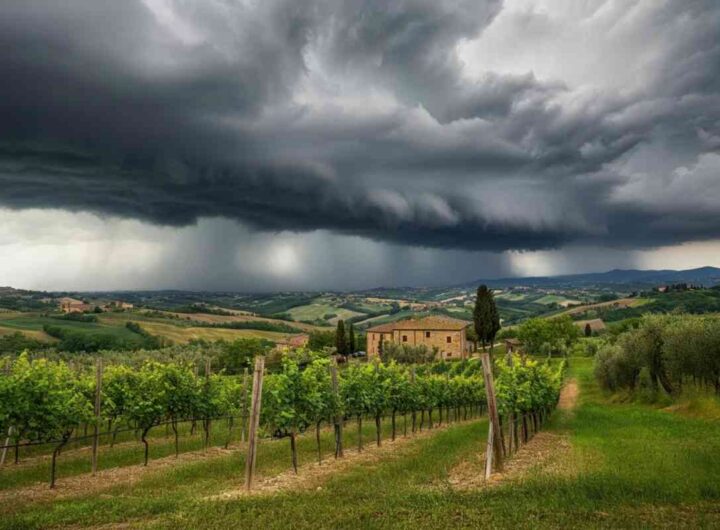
[[0, 351, 566, 488]]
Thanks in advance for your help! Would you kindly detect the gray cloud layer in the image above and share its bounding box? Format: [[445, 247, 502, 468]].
[[1, 0, 720, 254]]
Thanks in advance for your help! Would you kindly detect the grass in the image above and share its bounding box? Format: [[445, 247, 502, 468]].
[[286, 302, 364, 324], [0, 313, 144, 343], [534, 294, 581, 306], [3, 358, 720, 529], [0, 311, 297, 346]]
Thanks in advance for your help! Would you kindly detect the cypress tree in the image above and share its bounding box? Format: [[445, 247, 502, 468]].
[[348, 323, 356, 354], [473, 285, 501, 356], [336, 320, 347, 357], [584, 323, 592, 337]]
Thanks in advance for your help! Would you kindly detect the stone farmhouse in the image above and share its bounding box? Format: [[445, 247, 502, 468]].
[[58, 297, 91, 313], [366, 316, 470, 360]]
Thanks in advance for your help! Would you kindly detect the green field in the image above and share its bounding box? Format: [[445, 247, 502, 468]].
[[286, 301, 364, 324], [0, 312, 297, 347], [4, 358, 719, 528], [533, 294, 581, 306], [0, 313, 144, 343]]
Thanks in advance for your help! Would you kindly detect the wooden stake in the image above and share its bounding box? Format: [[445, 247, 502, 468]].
[[480, 352, 503, 473], [241, 367, 249, 443], [245, 356, 265, 490], [0, 426, 13, 466], [91, 358, 103, 475], [330, 364, 343, 458], [484, 421, 493, 480]]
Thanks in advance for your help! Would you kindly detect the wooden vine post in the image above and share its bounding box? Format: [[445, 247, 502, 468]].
[[244, 356, 265, 490], [204, 358, 212, 450], [91, 358, 103, 475], [241, 367, 249, 443], [481, 352, 503, 477], [505, 352, 515, 455], [329, 363, 343, 458]]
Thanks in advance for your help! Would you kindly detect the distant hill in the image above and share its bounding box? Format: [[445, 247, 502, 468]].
[[466, 267, 720, 289]]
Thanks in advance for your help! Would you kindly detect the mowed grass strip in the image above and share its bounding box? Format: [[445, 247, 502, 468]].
[[1, 416, 486, 529]]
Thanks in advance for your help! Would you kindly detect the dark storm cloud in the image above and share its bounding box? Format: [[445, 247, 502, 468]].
[[1, 0, 720, 252]]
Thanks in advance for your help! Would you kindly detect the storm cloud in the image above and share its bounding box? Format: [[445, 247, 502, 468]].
[[1, 0, 720, 285]]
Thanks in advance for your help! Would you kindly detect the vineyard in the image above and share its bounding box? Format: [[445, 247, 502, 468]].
[[0, 352, 566, 490]]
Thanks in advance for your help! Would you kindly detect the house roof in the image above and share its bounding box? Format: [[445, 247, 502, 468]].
[[58, 297, 84, 304], [366, 316, 469, 333], [575, 318, 606, 331]]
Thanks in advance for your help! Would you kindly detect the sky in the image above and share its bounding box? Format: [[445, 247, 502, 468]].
[[1, 0, 719, 291]]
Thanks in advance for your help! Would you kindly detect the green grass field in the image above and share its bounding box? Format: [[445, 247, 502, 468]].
[[3, 358, 719, 529], [533, 294, 581, 306], [286, 302, 364, 324], [0, 311, 299, 346], [0, 313, 144, 343]]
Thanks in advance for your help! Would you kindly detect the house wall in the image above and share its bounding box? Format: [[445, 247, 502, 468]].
[[367, 328, 467, 360]]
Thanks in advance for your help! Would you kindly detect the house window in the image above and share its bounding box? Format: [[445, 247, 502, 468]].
[[425, 331, 431, 338], [402, 335, 408, 342], [447, 352, 452, 357], [446, 336, 452, 343]]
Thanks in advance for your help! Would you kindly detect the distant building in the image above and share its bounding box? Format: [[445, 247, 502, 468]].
[[505, 338, 522, 354], [574, 318, 606, 334], [58, 297, 91, 313], [276, 334, 310, 350], [105, 301, 134, 310], [366, 316, 470, 360]]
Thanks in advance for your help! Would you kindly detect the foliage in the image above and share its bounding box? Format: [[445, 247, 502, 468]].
[[335, 320, 347, 356], [379, 342, 436, 364], [517, 316, 579, 357], [473, 285, 501, 350], [594, 313, 720, 395], [0, 332, 51, 355], [307, 330, 335, 350]]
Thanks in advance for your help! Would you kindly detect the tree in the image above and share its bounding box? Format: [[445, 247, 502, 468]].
[[308, 330, 335, 350], [473, 285, 501, 354], [216, 338, 272, 374], [335, 320, 347, 357], [348, 323, 356, 354], [584, 323, 592, 337]]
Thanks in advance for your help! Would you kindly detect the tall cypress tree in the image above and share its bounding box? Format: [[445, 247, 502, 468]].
[[473, 285, 501, 356], [348, 323, 356, 354], [336, 320, 347, 357]]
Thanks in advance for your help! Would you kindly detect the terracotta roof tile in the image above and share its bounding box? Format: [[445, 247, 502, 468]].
[[367, 316, 469, 332]]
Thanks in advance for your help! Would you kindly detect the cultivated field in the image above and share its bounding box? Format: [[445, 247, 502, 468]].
[[2, 358, 718, 529]]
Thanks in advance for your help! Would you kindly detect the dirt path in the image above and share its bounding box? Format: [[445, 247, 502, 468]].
[[447, 378, 579, 490], [558, 379, 579, 410]]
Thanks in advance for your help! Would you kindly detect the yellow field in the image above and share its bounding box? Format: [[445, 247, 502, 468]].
[[158, 311, 324, 333], [138, 321, 293, 344], [0, 325, 57, 342]]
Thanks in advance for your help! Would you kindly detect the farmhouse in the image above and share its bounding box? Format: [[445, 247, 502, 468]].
[[366, 316, 470, 360], [276, 333, 309, 350], [105, 300, 134, 310], [58, 297, 91, 313], [505, 338, 522, 353], [575, 318, 606, 334]]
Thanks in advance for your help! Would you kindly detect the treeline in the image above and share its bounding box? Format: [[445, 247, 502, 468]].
[[595, 314, 720, 395], [41, 324, 162, 353], [194, 320, 304, 334]]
